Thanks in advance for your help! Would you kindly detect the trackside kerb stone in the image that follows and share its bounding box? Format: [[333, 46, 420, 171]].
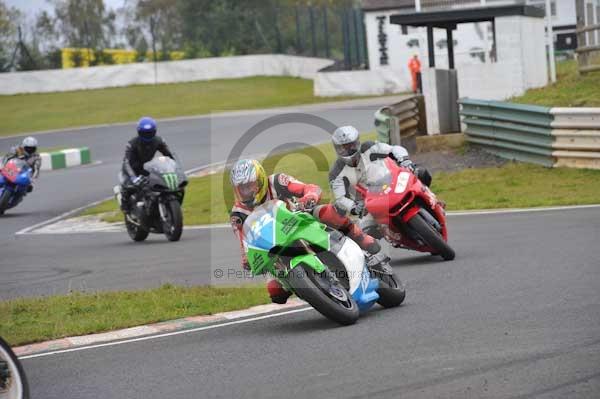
[[40, 147, 92, 171]]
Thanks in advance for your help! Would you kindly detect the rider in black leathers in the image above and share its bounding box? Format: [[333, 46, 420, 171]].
[[120, 117, 175, 211]]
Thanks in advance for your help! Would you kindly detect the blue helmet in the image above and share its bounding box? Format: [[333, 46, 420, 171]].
[[137, 117, 157, 142]]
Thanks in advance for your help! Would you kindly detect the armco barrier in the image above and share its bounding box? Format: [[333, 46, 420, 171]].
[[375, 95, 425, 153], [550, 108, 600, 169], [459, 99, 600, 169], [40, 148, 91, 171], [459, 99, 554, 167]]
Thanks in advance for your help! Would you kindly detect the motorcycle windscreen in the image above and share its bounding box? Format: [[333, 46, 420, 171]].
[[143, 156, 178, 175], [363, 160, 393, 193], [242, 201, 278, 251]]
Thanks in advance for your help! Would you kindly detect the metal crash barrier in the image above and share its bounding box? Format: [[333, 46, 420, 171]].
[[375, 95, 427, 153]]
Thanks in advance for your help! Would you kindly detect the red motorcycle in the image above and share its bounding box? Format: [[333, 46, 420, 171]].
[[355, 157, 455, 260]]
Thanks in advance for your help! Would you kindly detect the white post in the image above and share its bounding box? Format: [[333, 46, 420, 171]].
[[546, 0, 557, 83], [415, 0, 421, 12]]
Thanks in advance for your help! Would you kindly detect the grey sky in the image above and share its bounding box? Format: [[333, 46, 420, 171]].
[[5, 0, 128, 16]]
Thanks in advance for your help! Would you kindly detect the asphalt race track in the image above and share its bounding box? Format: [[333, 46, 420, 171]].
[[0, 99, 396, 298], [1, 99, 599, 398], [21, 207, 600, 398]]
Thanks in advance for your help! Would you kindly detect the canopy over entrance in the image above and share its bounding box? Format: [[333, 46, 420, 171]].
[[389, 4, 545, 68]]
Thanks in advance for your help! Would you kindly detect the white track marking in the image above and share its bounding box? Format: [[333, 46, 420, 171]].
[[19, 307, 312, 360], [446, 204, 600, 216], [14, 160, 227, 236]]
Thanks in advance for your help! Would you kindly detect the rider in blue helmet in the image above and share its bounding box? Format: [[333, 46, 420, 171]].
[[119, 117, 175, 211]]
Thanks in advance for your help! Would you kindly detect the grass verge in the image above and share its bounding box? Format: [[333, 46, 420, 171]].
[[0, 76, 370, 137], [0, 284, 269, 347], [511, 60, 600, 107], [84, 139, 600, 225]]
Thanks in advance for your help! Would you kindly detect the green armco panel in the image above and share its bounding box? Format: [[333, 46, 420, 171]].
[[459, 98, 554, 167], [460, 99, 552, 128], [50, 152, 66, 169], [467, 137, 554, 167], [79, 147, 91, 164], [465, 130, 553, 155]]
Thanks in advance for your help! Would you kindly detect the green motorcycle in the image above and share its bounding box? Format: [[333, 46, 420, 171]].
[[243, 200, 405, 325]]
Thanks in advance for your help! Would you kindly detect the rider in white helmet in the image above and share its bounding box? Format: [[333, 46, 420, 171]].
[[329, 125, 431, 238], [3, 137, 41, 191]]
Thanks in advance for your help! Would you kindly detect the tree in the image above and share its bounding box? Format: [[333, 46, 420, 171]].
[[53, 0, 116, 50], [0, 0, 20, 71], [133, 0, 182, 60]]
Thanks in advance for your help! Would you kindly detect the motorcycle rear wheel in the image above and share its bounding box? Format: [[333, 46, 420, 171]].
[[162, 199, 183, 242], [287, 264, 359, 326], [125, 214, 149, 242], [408, 213, 455, 260]]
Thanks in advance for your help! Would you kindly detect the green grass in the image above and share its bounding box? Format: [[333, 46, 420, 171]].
[[433, 163, 600, 209], [84, 137, 600, 225], [0, 284, 269, 346], [511, 60, 600, 107], [0, 76, 368, 137]]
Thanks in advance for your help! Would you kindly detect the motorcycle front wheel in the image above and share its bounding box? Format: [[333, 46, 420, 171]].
[[0, 336, 29, 399], [375, 272, 406, 308], [286, 264, 359, 326], [0, 189, 11, 214], [125, 214, 149, 242], [161, 199, 183, 242]]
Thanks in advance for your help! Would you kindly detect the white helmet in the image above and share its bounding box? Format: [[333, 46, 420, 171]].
[[332, 126, 360, 166], [22, 136, 38, 155]]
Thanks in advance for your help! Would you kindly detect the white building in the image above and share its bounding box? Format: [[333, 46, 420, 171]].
[[314, 1, 550, 135]]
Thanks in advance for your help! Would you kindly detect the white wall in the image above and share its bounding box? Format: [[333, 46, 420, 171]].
[[314, 68, 407, 97], [364, 9, 496, 75], [0, 55, 334, 95]]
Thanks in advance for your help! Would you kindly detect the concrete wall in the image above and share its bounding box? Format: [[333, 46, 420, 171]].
[[0, 55, 334, 95], [363, 9, 495, 74], [314, 67, 407, 97], [452, 15, 548, 101]]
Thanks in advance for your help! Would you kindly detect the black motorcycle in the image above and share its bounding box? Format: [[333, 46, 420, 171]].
[[118, 156, 187, 242], [0, 336, 29, 399]]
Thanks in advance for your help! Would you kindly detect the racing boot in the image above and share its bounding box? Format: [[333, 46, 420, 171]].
[[366, 251, 393, 275], [267, 279, 292, 304]]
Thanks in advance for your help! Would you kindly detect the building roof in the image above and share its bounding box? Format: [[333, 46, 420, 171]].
[[362, 0, 414, 12], [389, 4, 545, 28]]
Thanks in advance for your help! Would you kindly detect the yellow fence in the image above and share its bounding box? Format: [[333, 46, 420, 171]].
[[61, 48, 186, 68]]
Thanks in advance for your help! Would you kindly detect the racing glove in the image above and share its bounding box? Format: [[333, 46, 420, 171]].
[[132, 175, 147, 187], [298, 193, 319, 211]]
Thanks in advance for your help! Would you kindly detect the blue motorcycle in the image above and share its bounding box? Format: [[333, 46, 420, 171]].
[[0, 158, 32, 215]]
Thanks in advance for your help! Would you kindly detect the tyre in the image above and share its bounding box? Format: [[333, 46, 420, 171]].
[[125, 214, 149, 242], [286, 264, 359, 326], [0, 336, 30, 399], [162, 199, 183, 242], [408, 213, 455, 261], [375, 272, 406, 308], [0, 189, 11, 215]]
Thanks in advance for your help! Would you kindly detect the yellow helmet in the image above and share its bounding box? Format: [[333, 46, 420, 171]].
[[229, 159, 268, 208]]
